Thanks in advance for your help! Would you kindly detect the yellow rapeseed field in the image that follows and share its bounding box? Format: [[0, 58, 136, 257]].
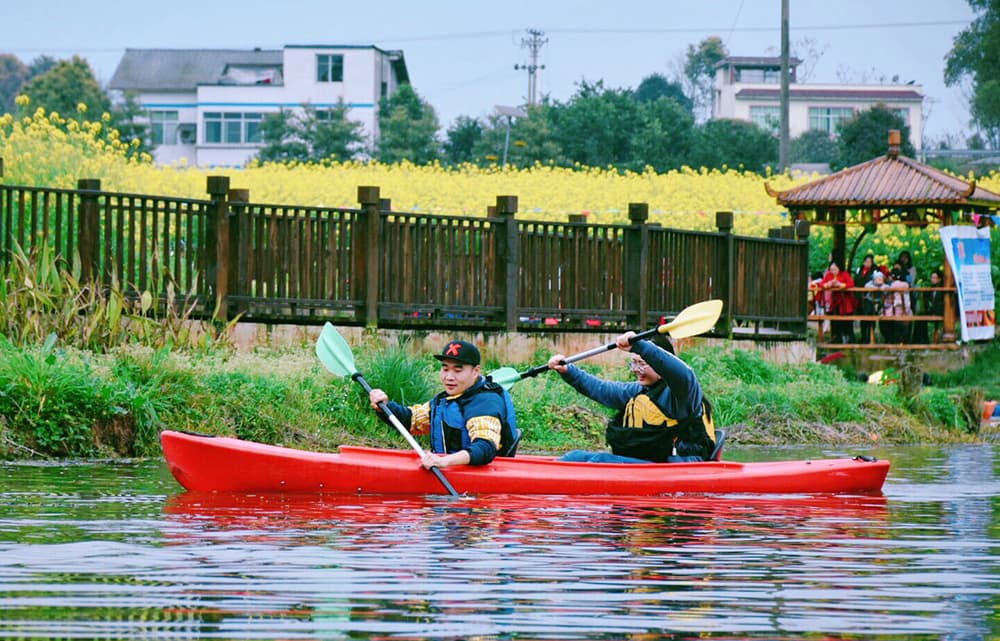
[[3, 100, 999, 251]]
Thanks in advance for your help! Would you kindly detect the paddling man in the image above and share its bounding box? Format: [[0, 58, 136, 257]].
[[369, 340, 520, 470], [548, 333, 716, 463]]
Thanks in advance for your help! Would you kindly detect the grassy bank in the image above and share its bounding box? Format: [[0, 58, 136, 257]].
[[0, 334, 995, 460]]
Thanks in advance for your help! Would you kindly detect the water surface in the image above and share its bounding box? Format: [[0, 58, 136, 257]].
[[1, 444, 997, 639]]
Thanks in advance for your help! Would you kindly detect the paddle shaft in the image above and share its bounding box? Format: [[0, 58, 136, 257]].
[[519, 326, 660, 379], [351, 373, 460, 497]]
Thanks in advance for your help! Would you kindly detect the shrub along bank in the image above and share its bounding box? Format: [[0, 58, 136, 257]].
[[0, 334, 993, 460]]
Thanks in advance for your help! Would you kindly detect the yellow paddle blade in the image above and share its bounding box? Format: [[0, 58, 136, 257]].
[[657, 299, 723, 338]]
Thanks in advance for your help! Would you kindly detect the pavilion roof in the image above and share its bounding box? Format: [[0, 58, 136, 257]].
[[766, 143, 1000, 210]]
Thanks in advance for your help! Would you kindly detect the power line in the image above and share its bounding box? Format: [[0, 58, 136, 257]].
[[6, 19, 968, 52], [540, 20, 969, 34], [726, 0, 747, 44]]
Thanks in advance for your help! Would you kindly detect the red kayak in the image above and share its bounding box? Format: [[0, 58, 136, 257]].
[[160, 430, 889, 495]]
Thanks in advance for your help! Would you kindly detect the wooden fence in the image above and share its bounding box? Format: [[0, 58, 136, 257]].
[[0, 163, 810, 338]]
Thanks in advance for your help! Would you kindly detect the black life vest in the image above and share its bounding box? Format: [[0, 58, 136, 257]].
[[604, 382, 715, 462]]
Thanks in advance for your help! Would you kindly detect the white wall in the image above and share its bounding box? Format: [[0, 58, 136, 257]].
[[138, 46, 397, 166], [714, 67, 925, 151]]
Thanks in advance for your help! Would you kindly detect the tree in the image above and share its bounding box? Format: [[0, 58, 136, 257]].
[[790, 130, 839, 167], [691, 119, 778, 172], [29, 55, 58, 79], [306, 103, 366, 161], [20, 56, 110, 120], [474, 103, 563, 168], [634, 73, 693, 113], [257, 103, 365, 163], [443, 116, 483, 164], [109, 92, 152, 157], [836, 104, 915, 167], [0, 54, 30, 115], [258, 108, 310, 163], [0, 54, 60, 115], [945, 0, 1000, 147], [683, 36, 728, 122], [375, 84, 441, 164], [550, 80, 643, 168], [630, 97, 696, 172]]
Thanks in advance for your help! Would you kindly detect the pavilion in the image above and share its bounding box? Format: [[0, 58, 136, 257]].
[[765, 130, 1000, 353]]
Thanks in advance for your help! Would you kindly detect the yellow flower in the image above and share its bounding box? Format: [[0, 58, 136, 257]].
[[77, 103, 87, 114], [14, 94, 30, 107]]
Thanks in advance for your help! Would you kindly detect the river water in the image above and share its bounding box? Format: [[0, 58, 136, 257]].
[[1, 444, 997, 640]]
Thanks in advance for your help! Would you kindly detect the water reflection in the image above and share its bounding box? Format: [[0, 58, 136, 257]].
[[154, 492, 895, 638], [1, 449, 998, 640]]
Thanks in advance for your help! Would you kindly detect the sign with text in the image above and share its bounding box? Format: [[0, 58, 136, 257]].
[[939, 225, 995, 342]]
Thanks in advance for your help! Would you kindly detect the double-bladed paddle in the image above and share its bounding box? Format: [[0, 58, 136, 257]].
[[315, 322, 460, 497], [489, 299, 724, 390]]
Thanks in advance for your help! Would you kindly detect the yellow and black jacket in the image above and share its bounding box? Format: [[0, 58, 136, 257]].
[[559, 340, 715, 462]]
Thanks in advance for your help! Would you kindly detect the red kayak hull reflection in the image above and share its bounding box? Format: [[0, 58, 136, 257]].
[[161, 430, 890, 495]]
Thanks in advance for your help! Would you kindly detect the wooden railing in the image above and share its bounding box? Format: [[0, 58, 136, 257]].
[[0, 166, 811, 338], [810, 286, 958, 350]]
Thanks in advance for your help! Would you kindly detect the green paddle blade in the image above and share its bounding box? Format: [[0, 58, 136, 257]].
[[658, 299, 723, 339], [487, 367, 522, 391], [315, 322, 358, 378]]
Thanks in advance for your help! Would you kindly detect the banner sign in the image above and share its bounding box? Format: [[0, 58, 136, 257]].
[[939, 225, 995, 342]]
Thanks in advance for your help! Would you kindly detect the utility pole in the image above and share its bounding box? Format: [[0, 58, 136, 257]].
[[779, 0, 790, 172], [514, 29, 547, 105]]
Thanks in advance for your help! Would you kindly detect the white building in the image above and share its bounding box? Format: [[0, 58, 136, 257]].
[[713, 56, 924, 151], [109, 45, 409, 166]]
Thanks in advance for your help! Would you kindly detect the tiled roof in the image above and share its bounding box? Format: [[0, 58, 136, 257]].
[[766, 152, 1000, 208], [109, 49, 283, 91], [737, 87, 923, 101]]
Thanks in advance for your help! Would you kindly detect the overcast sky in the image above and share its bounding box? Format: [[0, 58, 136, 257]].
[[3, 0, 978, 144]]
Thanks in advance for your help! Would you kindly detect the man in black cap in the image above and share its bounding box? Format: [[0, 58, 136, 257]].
[[369, 339, 520, 469]]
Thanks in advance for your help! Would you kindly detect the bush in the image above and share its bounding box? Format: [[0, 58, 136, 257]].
[[0, 334, 119, 457]]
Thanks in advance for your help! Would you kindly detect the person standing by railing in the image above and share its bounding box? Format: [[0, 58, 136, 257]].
[[819, 259, 856, 344], [882, 266, 913, 343], [861, 269, 888, 343], [855, 254, 887, 343], [912, 270, 945, 344]]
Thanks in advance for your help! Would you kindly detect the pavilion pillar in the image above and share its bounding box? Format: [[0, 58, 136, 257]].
[[941, 209, 957, 342], [831, 209, 847, 268]]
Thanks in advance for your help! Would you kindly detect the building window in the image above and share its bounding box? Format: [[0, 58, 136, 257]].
[[809, 107, 855, 135], [317, 54, 344, 82], [737, 68, 780, 84], [149, 110, 179, 145], [177, 124, 196, 145], [750, 106, 781, 133], [203, 112, 263, 144]]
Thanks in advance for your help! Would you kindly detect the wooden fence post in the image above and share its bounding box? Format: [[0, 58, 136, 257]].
[[228, 187, 249, 318], [206, 176, 231, 320], [493, 195, 519, 331], [624, 203, 649, 328], [77, 178, 101, 283], [357, 186, 381, 328], [716, 211, 734, 338], [795, 220, 811, 325]]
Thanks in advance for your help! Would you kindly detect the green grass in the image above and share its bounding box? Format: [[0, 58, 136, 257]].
[[0, 335, 995, 460]]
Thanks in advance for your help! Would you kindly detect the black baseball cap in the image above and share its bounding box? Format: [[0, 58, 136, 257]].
[[434, 340, 481, 366]]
